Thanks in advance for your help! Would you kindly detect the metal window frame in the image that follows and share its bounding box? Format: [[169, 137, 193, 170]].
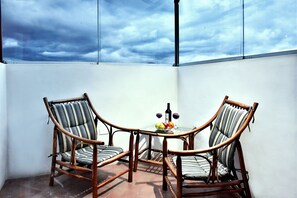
[[178, 50, 297, 67], [0, 0, 3, 63], [173, 0, 180, 66]]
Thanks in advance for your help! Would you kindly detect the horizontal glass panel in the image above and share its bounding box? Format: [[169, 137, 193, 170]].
[[244, 0, 297, 55], [2, 0, 97, 62], [99, 0, 174, 64], [2, 0, 296, 64], [179, 0, 243, 64]]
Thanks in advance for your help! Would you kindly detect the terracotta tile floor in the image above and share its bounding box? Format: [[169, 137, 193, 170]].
[[0, 162, 236, 198]]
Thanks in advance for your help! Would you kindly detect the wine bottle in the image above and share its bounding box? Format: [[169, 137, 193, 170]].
[[165, 103, 172, 123]]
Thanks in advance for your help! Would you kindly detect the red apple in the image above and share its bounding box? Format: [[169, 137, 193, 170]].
[[163, 122, 169, 129]]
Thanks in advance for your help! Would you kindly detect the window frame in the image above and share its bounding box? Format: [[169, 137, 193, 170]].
[[0, 0, 3, 63]]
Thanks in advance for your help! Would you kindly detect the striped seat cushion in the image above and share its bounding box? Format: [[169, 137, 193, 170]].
[[173, 154, 229, 180], [51, 100, 97, 153], [209, 104, 249, 169], [61, 145, 123, 165]]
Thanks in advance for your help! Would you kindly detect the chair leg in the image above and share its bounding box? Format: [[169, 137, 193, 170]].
[[242, 172, 251, 198], [162, 138, 168, 191], [176, 156, 182, 198], [49, 129, 58, 186], [128, 158, 133, 182], [49, 157, 55, 186], [133, 132, 140, 172], [92, 165, 98, 198], [237, 143, 251, 198], [92, 145, 98, 198], [128, 132, 134, 182], [162, 161, 168, 191]]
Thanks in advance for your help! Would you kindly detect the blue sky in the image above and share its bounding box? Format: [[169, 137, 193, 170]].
[[2, 0, 297, 63]]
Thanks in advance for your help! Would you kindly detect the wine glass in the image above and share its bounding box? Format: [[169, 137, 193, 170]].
[[173, 113, 180, 128], [156, 113, 163, 119], [173, 113, 180, 119], [155, 113, 163, 129]]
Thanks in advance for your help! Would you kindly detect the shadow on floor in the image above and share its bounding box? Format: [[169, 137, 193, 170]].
[[0, 162, 237, 198]]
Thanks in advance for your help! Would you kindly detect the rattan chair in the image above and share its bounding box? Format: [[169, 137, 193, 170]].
[[44, 93, 138, 198], [162, 96, 258, 198]]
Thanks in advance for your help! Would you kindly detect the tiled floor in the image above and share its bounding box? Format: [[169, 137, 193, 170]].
[[0, 162, 236, 198]]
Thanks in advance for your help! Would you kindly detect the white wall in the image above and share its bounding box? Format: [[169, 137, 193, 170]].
[[0, 63, 7, 189], [3, 54, 297, 197], [178, 54, 297, 198], [6, 63, 177, 178]]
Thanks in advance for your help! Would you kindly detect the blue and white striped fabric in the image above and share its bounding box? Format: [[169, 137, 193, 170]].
[[61, 145, 123, 165], [52, 100, 97, 153], [209, 104, 248, 168], [174, 104, 248, 179], [173, 154, 229, 180]]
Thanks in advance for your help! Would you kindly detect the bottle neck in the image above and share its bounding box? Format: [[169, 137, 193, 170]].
[[167, 103, 170, 110]]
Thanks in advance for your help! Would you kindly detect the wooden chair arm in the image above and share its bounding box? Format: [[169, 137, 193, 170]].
[[158, 121, 214, 151], [84, 93, 139, 133], [168, 137, 234, 156], [95, 116, 139, 133], [163, 96, 229, 139]]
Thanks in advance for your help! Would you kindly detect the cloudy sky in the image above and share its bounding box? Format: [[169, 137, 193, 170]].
[[2, 0, 297, 64]]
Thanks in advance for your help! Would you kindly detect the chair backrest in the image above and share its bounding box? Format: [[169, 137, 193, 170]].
[[209, 103, 250, 169], [49, 99, 97, 153]]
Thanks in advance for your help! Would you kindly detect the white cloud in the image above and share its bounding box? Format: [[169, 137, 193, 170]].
[[82, 51, 98, 59], [3, 38, 19, 47], [41, 51, 75, 57]]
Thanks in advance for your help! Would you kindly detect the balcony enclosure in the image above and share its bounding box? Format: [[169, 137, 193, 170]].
[[2, 0, 296, 64], [0, 0, 297, 197]]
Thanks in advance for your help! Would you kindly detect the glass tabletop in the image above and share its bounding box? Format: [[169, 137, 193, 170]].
[[140, 126, 193, 135]]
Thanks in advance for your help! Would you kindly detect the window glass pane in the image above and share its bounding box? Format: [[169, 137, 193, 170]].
[[244, 0, 297, 55], [99, 0, 174, 64], [179, 0, 243, 63], [2, 0, 97, 62]]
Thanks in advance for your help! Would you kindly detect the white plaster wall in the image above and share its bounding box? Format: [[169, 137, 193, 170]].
[[6, 63, 178, 178], [178, 54, 297, 198], [0, 63, 7, 189]]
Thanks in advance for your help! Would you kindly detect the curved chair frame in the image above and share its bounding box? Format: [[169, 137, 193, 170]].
[[44, 93, 139, 198], [162, 96, 258, 198]]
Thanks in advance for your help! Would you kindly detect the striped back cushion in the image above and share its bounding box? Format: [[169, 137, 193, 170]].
[[209, 104, 248, 169], [51, 100, 97, 153]]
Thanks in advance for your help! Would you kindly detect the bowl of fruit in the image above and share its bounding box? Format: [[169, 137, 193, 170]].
[[155, 121, 174, 133]]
